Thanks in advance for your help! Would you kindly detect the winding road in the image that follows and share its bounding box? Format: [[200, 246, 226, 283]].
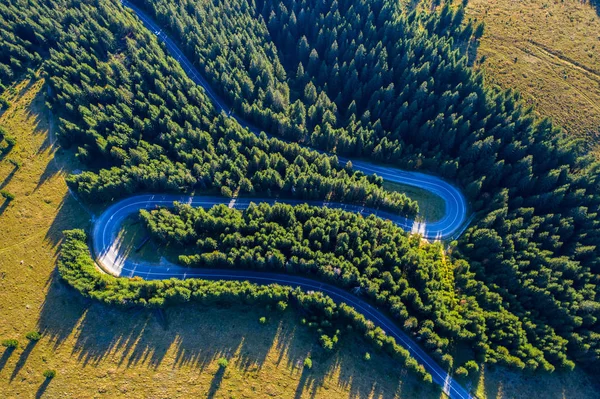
[[91, 2, 476, 398]]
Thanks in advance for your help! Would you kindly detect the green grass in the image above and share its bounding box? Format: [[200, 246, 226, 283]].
[[383, 180, 446, 222]]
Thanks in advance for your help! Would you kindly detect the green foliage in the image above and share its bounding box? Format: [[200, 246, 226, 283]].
[[364, 352, 371, 361], [217, 357, 229, 369], [57, 229, 432, 382], [320, 334, 335, 351], [1, 339, 18, 349], [464, 360, 479, 374], [131, 0, 600, 372], [26, 331, 42, 341], [276, 301, 288, 312], [259, 316, 267, 324], [454, 366, 468, 378], [303, 356, 312, 369], [4, 0, 599, 374], [143, 202, 523, 368], [42, 369, 56, 379], [0, 190, 14, 201]]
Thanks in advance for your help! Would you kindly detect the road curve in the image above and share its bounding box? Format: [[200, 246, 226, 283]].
[[93, 194, 473, 399], [120, 0, 469, 241], [89, 2, 476, 398]]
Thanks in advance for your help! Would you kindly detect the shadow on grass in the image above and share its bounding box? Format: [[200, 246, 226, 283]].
[[10, 340, 38, 381], [35, 267, 434, 399], [0, 348, 16, 371], [590, 0, 600, 18], [35, 377, 51, 399], [0, 164, 18, 190], [0, 198, 10, 215], [207, 366, 225, 399]]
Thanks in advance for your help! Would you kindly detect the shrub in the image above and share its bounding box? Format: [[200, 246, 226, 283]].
[[464, 360, 480, 373], [43, 369, 56, 379], [259, 316, 267, 324], [1, 190, 15, 201], [1, 339, 18, 348], [217, 357, 229, 369], [276, 300, 288, 311], [364, 352, 371, 361], [26, 331, 42, 341], [303, 356, 312, 369], [320, 335, 334, 351], [220, 185, 233, 198], [4, 135, 16, 148], [455, 366, 469, 378]]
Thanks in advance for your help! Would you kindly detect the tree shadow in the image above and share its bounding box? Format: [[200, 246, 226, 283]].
[[0, 198, 9, 215], [43, 192, 91, 253], [0, 347, 15, 371], [34, 157, 61, 193], [10, 340, 38, 381], [206, 366, 226, 399], [37, 253, 437, 399], [35, 377, 51, 399], [0, 163, 18, 190], [37, 268, 92, 351]]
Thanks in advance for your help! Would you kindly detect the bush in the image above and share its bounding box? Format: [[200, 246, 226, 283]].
[[320, 334, 334, 351], [1, 190, 15, 201], [276, 300, 288, 311], [364, 352, 371, 361], [1, 339, 18, 348], [220, 185, 233, 198], [259, 316, 267, 324], [464, 360, 480, 373], [26, 331, 42, 341], [3, 135, 16, 148], [217, 357, 229, 369], [455, 366, 469, 378], [43, 369, 56, 379], [303, 356, 312, 369]]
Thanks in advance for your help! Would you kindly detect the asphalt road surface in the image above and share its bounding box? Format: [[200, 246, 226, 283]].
[[91, 3, 478, 398]]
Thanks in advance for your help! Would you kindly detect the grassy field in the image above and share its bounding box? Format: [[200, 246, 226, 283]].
[[465, 0, 600, 147], [383, 180, 446, 222], [1, 76, 598, 398]]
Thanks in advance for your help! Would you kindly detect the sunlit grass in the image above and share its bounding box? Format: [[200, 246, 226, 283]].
[[383, 180, 446, 222]]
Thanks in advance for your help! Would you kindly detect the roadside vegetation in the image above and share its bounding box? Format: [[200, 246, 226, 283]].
[[131, 0, 600, 373], [0, 76, 447, 399], [0, 0, 599, 395]]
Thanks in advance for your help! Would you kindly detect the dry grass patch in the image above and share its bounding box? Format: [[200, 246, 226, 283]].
[[466, 0, 600, 145]]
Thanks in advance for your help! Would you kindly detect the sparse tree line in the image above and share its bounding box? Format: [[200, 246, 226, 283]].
[[57, 228, 434, 383]]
